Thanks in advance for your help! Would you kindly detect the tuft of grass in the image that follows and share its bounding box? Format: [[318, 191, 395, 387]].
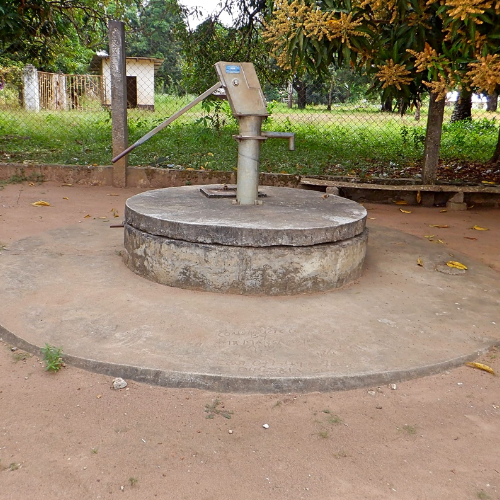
[[318, 430, 329, 439], [9, 463, 20, 471], [13, 351, 30, 362], [334, 450, 348, 459], [477, 490, 491, 500], [399, 424, 417, 435], [327, 414, 343, 425], [129, 477, 138, 487], [204, 399, 233, 420], [41, 343, 64, 372], [91, 447, 98, 454]]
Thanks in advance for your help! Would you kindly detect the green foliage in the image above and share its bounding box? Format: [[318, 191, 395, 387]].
[[41, 344, 64, 372], [126, 0, 184, 93], [0, 0, 136, 69]]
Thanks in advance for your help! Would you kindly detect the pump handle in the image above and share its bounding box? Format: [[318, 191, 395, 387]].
[[112, 81, 223, 163]]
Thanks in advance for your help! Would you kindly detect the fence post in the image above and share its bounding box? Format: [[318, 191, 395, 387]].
[[109, 20, 128, 188], [23, 65, 40, 112]]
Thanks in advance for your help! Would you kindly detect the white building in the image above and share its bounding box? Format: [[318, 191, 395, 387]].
[[90, 53, 164, 111]]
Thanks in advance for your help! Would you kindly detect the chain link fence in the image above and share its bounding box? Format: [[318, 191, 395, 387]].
[[1, 60, 499, 182]]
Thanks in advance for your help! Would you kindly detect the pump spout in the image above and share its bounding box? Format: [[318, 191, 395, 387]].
[[112, 81, 223, 164]]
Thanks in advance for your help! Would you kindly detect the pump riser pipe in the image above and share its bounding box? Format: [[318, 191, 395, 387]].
[[236, 116, 263, 205]]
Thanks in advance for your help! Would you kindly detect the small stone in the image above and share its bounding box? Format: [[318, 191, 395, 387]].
[[367, 390, 376, 396], [11, 347, 18, 352], [112, 377, 127, 390], [390, 384, 397, 390], [376, 406, 383, 410], [228, 430, 233, 434], [120, 486, 124, 491], [262, 424, 269, 429]]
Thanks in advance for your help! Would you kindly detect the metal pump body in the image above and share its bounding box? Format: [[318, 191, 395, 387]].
[[113, 62, 285, 205]]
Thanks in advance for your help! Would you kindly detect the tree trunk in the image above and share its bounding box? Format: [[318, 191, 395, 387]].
[[293, 79, 307, 109], [422, 92, 445, 184], [450, 90, 472, 122], [490, 126, 500, 163], [486, 92, 498, 112], [414, 97, 421, 121], [381, 96, 393, 112], [287, 80, 293, 109], [327, 75, 334, 111]]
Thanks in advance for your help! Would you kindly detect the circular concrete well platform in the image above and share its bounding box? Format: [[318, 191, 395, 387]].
[[123, 186, 368, 295], [0, 222, 498, 393]]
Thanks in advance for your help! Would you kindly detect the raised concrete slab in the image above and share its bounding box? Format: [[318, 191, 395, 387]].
[[125, 185, 367, 247], [0, 222, 498, 393]]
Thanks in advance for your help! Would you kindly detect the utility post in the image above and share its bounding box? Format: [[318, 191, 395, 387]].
[[109, 20, 128, 188]]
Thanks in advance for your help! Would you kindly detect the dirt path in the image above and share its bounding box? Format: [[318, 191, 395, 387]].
[[0, 182, 499, 500]]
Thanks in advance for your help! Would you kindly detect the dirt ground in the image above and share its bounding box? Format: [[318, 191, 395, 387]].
[[0, 181, 499, 500]]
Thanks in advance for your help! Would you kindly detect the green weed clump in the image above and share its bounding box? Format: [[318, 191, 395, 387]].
[[41, 344, 64, 372]]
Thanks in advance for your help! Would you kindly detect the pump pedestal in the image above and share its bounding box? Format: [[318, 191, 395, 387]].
[[123, 185, 368, 295]]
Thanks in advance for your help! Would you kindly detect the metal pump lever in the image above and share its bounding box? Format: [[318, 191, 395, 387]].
[[112, 81, 222, 164]]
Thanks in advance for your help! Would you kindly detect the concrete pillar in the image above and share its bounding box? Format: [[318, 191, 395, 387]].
[[23, 65, 40, 112], [53, 73, 67, 110], [109, 20, 128, 188]]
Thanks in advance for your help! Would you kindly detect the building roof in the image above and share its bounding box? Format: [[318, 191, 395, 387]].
[[90, 54, 164, 73]]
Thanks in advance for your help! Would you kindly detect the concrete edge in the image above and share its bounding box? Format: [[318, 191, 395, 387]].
[[2, 324, 497, 394], [2, 163, 499, 205]]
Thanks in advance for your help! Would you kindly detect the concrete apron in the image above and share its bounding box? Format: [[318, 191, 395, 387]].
[[0, 222, 498, 393]]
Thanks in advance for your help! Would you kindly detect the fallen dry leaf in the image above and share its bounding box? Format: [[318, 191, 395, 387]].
[[481, 181, 496, 185], [439, 209, 447, 213], [61, 183, 72, 187], [368, 217, 376, 220], [464, 236, 477, 241], [446, 261, 467, 270], [416, 191, 422, 204], [84, 214, 91, 218], [465, 362, 495, 375], [429, 224, 449, 228], [107, 194, 119, 196], [472, 225, 489, 231], [417, 258, 423, 267], [31, 200, 51, 207], [395, 200, 408, 205], [424, 235, 436, 239], [63, 197, 69, 200], [399, 209, 412, 214]]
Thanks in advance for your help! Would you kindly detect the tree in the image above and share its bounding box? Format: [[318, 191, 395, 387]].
[[126, 0, 184, 93], [264, 0, 500, 181], [451, 91, 472, 122], [177, 0, 289, 95], [0, 0, 136, 69]]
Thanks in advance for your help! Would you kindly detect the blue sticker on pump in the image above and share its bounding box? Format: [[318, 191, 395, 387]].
[[225, 65, 241, 74]]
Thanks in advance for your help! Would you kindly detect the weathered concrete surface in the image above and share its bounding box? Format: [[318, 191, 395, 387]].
[[125, 185, 367, 247], [0, 223, 498, 393], [124, 224, 368, 295]]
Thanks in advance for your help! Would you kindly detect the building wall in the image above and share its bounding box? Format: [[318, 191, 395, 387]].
[[101, 58, 155, 109]]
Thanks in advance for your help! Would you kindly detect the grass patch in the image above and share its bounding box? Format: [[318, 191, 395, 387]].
[[398, 424, 418, 435], [13, 351, 30, 362], [204, 399, 233, 420], [41, 344, 64, 372], [1, 98, 497, 178], [477, 490, 491, 500], [129, 477, 138, 487]]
